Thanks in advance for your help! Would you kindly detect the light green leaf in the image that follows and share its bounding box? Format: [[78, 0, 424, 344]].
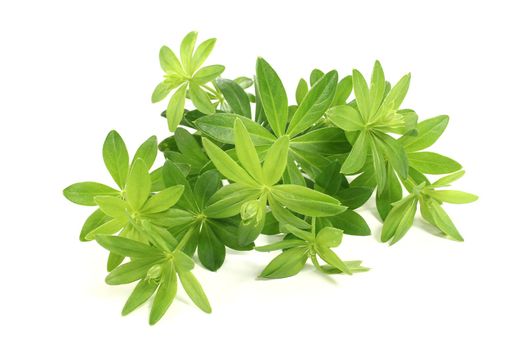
[[159, 46, 184, 75], [151, 80, 176, 103], [290, 127, 350, 155], [259, 246, 308, 279], [426, 200, 464, 241], [79, 209, 112, 241], [195, 113, 275, 145], [84, 218, 125, 241], [377, 73, 411, 117], [166, 83, 188, 132], [132, 136, 157, 171], [399, 115, 449, 152], [295, 78, 308, 105], [268, 195, 310, 229], [271, 184, 346, 217], [428, 190, 478, 204], [192, 64, 225, 84], [162, 160, 198, 212], [126, 158, 151, 211], [319, 260, 369, 274], [376, 165, 402, 221], [204, 183, 262, 218], [283, 224, 315, 242], [369, 60, 386, 115], [95, 196, 128, 218], [122, 279, 158, 316], [375, 132, 409, 179], [177, 270, 212, 313], [202, 138, 259, 186], [150, 262, 178, 325], [96, 235, 163, 259], [103, 130, 129, 189], [326, 105, 363, 132], [234, 118, 263, 181], [381, 195, 418, 244], [256, 57, 288, 136], [63, 182, 119, 206], [408, 152, 462, 174], [341, 131, 368, 174], [287, 70, 338, 136], [255, 239, 306, 252], [141, 185, 185, 214], [106, 257, 163, 286], [262, 136, 289, 185], [192, 38, 216, 72], [370, 138, 387, 192], [189, 82, 215, 114], [180, 31, 198, 74], [316, 227, 343, 248], [432, 170, 466, 187], [332, 75, 353, 106], [352, 69, 370, 119], [316, 246, 352, 274]]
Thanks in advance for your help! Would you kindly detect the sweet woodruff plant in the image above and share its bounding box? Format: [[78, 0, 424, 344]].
[[64, 32, 477, 324]]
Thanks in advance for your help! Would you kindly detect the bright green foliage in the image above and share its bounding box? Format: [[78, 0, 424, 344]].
[[64, 32, 476, 325]]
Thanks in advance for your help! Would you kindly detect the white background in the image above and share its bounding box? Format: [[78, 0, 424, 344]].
[[1, 0, 524, 349]]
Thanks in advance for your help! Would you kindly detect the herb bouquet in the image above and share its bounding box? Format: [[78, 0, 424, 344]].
[[64, 32, 477, 324]]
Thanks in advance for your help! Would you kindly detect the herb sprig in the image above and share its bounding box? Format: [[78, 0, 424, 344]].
[[64, 32, 477, 324]]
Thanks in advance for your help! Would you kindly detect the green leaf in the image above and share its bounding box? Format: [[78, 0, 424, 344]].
[[341, 131, 368, 174], [202, 138, 259, 186], [166, 83, 188, 132], [198, 224, 226, 271], [84, 218, 125, 241], [256, 57, 288, 136], [126, 158, 151, 211], [399, 115, 449, 152], [132, 136, 157, 171], [369, 60, 386, 115], [106, 257, 163, 285], [425, 200, 464, 241], [316, 227, 343, 247], [234, 118, 263, 181], [377, 73, 411, 117], [290, 127, 350, 154], [192, 65, 225, 84], [189, 82, 215, 114], [370, 138, 387, 192], [192, 38, 216, 72], [95, 196, 128, 218], [376, 166, 402, 221], [162, 160, 198, 212], [381, 195, 418, 244], [195, 113, 275, 145], [428, 190, 478, 204], [122, 279, 158, 316], [316, 246, 351, 274], [79, 209, 112, 241], [326, 105, 363, 132], [268, 195, 310, 229], [141, 185, 185, 214], [262, 136, 289, 185], [328, 209, 370, 236], [283, 224, 315, 242], [150, 262, 178, 325], [96, 235, 163, 259], [152, 80, 176, 103], [63, 182, 119, 206], [159, 46, 184, 75], [319, 260, 369, 274], [352, 69, 370, 119], [177, 270, 212, 313], [205, 183, 262, 218], [103, 130, 129, 189], [295, 78, 308, 105], [255, 239, 306, 252], [180, 31, 198, 73], [287, 70, 338, 136], [375, 132, 409, 179], [271, 184, 346, 217], [408, 152, 462, 174], [216, 78, 251, 117], [194, 170, 221, 209], [432, 170, 465, 187], [259, 246, 308, 279], [332, 75, 353, 106], [310, 69, 324, 86]]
